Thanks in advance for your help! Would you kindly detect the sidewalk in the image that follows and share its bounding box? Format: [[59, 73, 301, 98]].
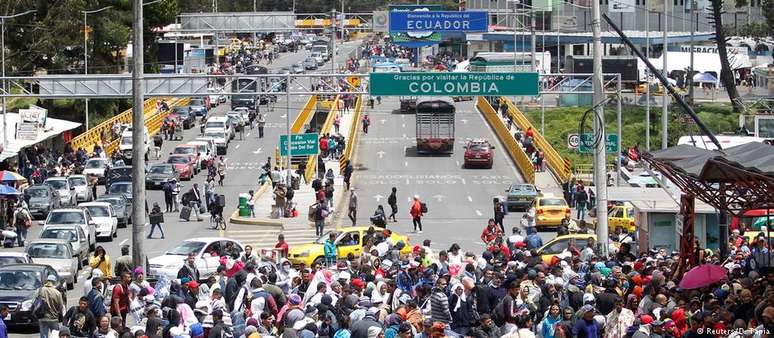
[[229, 102, 357, 248]]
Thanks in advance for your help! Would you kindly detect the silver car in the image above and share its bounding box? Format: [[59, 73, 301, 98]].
[[26, 240, 78, 289], [44, 177, 76, 207], [39, 225, 89, 267], [67, 174, 92, 202]]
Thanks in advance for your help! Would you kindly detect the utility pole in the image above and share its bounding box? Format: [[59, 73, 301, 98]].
[[83, 6, 113, 131], [688, 0, 695, 107], [131, 0, 146, 268], [591, 0, 609, 257], [661, 0, 669, 149], [331, 9, 336, 75], [530, 7, 536, 73], [645, 8, 650, 151]]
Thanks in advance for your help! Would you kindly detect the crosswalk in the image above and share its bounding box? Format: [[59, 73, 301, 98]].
[[222, 225, 319, 249]]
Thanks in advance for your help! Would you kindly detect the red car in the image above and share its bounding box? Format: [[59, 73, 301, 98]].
[[167, 154, 196, 180], [173, 145, 201, 173], [463, 139, 495, 169]]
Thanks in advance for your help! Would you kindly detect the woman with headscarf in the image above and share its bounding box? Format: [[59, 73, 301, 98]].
[[449, 282, 474, 336], [276, 258, 295, 293], [371, 281, 387, 306]]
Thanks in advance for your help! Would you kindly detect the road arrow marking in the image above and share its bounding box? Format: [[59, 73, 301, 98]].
[[373, 194, 384, 202], [432, 194, 444, 202], [377, 151, 385, 159], [461, 119, 468, 124], [281, 114, 287, 118], [253, 147, 263, 154]]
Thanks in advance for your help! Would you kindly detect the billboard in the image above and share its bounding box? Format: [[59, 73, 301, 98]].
[[609, 0, 636, 12], [388, 5, 442, 48], [389, 11, 488, 32]]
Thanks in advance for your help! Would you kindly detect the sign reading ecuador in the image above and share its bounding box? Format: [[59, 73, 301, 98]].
[[369, 72, 539, 96]]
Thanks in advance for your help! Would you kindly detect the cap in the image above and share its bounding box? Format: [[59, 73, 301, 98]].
[[59, 327, 71, 337], [47, 274, 58, 282]]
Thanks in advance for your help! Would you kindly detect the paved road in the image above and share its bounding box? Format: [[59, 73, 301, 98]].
[[347, 96, 555, 253], [8, 41, 362, 335]]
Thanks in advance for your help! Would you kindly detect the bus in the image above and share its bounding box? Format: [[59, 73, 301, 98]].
[[468, 52, 551, 74], [415, 99, 455, 154]]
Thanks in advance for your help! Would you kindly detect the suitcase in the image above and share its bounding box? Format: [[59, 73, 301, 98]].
[[180, 206, 192, 221], [3, 238, 14, 248], [218, 195, 226, 207], [149, 213, 164, 224]]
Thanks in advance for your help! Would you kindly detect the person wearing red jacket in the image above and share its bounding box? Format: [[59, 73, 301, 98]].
[[481, 219, 503, 244], [410, 195, 424, 234]]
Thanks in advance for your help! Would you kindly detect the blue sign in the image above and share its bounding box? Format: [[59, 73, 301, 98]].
[[389, 11, 489, 33]]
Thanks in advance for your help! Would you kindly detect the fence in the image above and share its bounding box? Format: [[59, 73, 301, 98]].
[[339, 95, 362, 173], [499, 97, 573, 184], [477, 97, 535, 184], [71, 98, 189, 155]]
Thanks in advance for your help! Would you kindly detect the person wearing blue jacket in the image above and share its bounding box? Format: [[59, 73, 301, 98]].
[[324, 232, 338, 267]]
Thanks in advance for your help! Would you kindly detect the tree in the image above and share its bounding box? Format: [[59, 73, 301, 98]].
[[708, 0, 745, 114]]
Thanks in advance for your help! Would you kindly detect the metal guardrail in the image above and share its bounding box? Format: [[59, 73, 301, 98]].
[[500, 97, 573, 184], [292, 95, 318, 133], [70, 98, 189, 155], [477, 97, 535, 184], [340, 95, 363, 173]]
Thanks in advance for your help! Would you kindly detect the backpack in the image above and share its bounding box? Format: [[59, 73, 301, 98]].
[[491, 296, 507, 327], [420, 202, 428, 213], [32, 292, 47, 319]]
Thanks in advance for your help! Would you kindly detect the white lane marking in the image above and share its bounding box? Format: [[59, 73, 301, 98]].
[[456, 160, 460, 166], [402, 123, 406, 128], [377, 151, 385, 159], [253, 147, 263, 154], [468, 196, 473, 202], [461, 178, 466, 184], [246, 133, 251, 137], [120, 239, 128, 246], [475, 210, 483, 216], [404, 161, 408, 167], [405, 178, 410, 185], [235, 144, 241, 149]]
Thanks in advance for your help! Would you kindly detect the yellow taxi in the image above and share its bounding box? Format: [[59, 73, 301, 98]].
[[607, 203, 638, 233], [535, 234, 597, 264], [534, 195, 571, 228], [288, 226, 412, 267]]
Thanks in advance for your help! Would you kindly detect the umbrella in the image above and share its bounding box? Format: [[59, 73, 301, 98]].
[[679, 264, 727, 289], [0, 171, 25, 182], [693, 72, 718, 83], [0, 184, 19, 196]]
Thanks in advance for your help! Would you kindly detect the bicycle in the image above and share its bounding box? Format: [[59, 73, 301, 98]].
[[211, 213, 226, 230]]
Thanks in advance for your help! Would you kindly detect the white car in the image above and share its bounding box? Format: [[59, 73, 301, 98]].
[[44, 208, 96, 252], [147, 238, 244, 281], [83, 158, 110, 184], [0, 252, 31, 265], [39, 225, 89, 267], [204, 129, 229, 155], [26, 240, 78, 289], [78, 202, 117, 240], [205, 116, 234, 140], [67, 174, 92, 202], [44, 177, 76, 207], [207, 87, 226, 106], [233, 107, 250, 122]]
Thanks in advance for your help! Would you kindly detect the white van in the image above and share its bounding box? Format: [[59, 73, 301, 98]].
[[205, 116, 233, 140], [118, 126, 149, 163]]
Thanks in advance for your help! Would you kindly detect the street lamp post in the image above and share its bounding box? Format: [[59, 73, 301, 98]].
[[83, 6, 113, 132], [1, 10, 36, 151]]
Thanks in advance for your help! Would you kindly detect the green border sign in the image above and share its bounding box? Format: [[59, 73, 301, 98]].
[[578, 133, 619, 153], [279, 133, 319, 156], [369, 72, 539, 96]]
